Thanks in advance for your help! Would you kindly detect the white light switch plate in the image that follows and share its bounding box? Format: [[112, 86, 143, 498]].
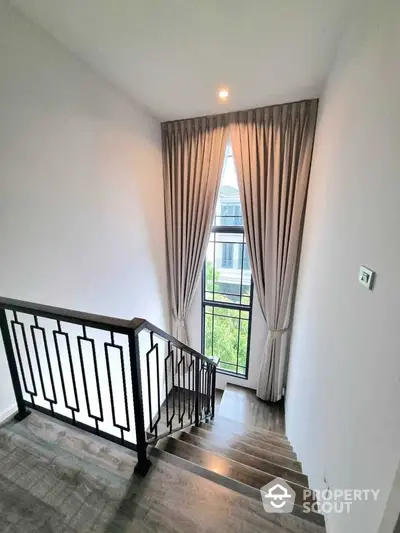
[[359, 266, 375, 290]]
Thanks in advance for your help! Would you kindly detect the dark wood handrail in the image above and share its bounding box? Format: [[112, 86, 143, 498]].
[[0, 297, 218, 367], [133, 318, 219, 366], [0, 296, 138, 333]]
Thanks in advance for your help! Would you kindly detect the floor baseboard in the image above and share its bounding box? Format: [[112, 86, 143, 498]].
[[0, 404, 17, 426]]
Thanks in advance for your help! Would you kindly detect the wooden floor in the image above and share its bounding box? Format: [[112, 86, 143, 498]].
[[0, 385, 310, 533], [0, 409, 309, 533]]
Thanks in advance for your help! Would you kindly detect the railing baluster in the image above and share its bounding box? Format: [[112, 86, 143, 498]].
[[181, 350, 186, 427], [146, 332, 161, 438], [77, 326, 104, 433], [129, 331, 151, 476], [201, 363, 204, 417], [30, 315, 57, 414], [195, 356, 200, 426], [177, 351, 181, 423], [53, 320, 79, 424], [0, 309, 30, 420], [211, 365, 216, 419], [104, 331, 130, 443], [165, 341, 170, 431], [154, 333, 161, 438], [188, 357, 194, 422], [208, 363, 212, 417], [191, 356, 196, 421], [11, 311, 37, 404], [164, 342, 176, 433]]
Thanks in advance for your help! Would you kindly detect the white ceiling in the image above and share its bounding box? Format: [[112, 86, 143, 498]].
[[11, 0, 357, 121]]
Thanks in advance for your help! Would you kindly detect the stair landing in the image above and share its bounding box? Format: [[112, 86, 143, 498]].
[[218, 383, 285, 434]]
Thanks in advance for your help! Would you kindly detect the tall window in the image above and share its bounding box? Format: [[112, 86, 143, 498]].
[[202, 145, 253, 377]]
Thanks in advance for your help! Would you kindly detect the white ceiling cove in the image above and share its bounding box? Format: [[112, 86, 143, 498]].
[[11, 0, 357, 120]]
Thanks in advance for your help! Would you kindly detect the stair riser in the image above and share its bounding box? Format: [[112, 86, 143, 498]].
[[231, 440, 302, 472]]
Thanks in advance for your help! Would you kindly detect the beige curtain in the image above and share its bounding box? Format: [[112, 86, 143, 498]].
[[162, 116, 227, 344], [229, 100, 318, 401]]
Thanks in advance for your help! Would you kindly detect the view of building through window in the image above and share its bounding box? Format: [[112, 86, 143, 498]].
[[202, 145, 253, 377]]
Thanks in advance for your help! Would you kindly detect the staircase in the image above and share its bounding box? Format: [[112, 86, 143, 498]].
[[0, 297, 325, 532], [152, 384, 326, 533]]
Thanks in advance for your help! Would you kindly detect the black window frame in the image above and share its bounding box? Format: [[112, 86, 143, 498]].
[[201, 224, 253, 379]]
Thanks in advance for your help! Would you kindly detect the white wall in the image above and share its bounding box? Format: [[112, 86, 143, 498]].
[[285, 1, 400, 532], [0, 2, 168, 421]]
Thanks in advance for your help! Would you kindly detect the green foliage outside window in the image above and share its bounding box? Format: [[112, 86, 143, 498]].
[[204, 261, 249, 375]]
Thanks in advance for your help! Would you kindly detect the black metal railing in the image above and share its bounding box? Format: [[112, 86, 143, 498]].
[[0, 297, 219, 476], [134, 321, 219, 444]]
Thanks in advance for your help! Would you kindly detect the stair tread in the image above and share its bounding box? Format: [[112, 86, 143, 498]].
[[212, 416, 292, 448], [199, 422, 297, 459], [156, 436, 313, 508], [190, 426, 302, 472], [215, 414, 288, 440], [177, 430, 309, 488]]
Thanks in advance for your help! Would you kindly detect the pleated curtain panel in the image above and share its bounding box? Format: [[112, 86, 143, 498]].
[[162, 100, 317, 401], [162, 115, 228, 344], [229, 100, 318, 401]]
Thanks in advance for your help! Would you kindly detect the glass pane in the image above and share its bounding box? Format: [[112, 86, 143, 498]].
[[238, 317, 249, 368], [214, 307, 240, 319], [219, 361, 236, 372], [205, 232, 250, 303], [205, 312, 213, 357], [203, 305, 250, 375], [241, 295, 250, 306], [214, 292, 240, 304], [214, 148, 242, 227], [213, 312, 239, 368]]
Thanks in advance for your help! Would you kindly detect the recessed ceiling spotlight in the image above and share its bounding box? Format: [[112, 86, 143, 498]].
[[218, 88, 229, 101]]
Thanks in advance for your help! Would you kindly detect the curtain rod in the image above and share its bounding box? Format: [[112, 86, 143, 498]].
[[161, 97, 319, 126]]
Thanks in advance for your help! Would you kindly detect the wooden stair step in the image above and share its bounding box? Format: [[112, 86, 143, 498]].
[[189, 426, 302, 472], [150, 446, 325, 531], [199, 422, 297, 459], [214, 414, 289, 439], [156, 436, 313, 508], [211, 415, 292, 449], [177, 430, 309, 488]]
